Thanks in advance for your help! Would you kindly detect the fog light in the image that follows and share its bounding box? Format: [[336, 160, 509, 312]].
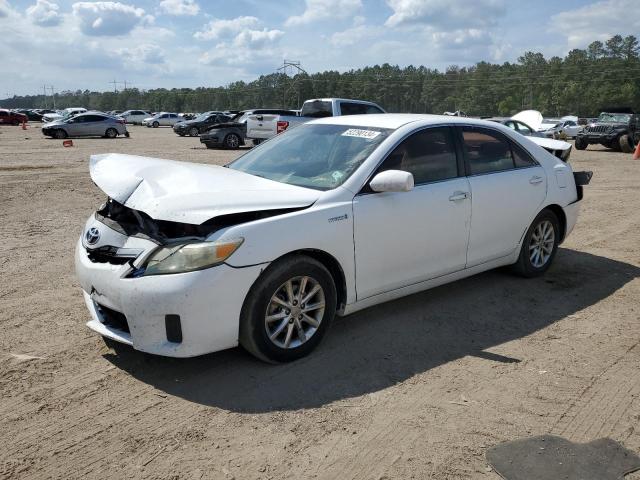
[[165, 315, 182, 343]]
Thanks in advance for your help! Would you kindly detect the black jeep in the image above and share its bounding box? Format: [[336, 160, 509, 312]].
[[575, 108, 639, 153]]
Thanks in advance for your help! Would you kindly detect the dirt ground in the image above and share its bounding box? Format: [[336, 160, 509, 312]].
[[1, 124, 639, 480]]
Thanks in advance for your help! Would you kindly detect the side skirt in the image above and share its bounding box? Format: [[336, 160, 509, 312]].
[[339, 255, 516, 317]]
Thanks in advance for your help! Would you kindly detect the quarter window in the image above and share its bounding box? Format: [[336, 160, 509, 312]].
[[378, 127, 458, 184], [512, 141, 537, 168]]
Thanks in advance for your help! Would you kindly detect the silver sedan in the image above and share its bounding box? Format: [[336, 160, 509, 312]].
[[42, 112, 129, 139]]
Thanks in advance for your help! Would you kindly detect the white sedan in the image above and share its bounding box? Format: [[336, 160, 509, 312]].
[[75, 115, 591, 362], [141, 112, 181, 128]]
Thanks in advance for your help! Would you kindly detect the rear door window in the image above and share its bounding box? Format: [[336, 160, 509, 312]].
[[462, 128, 515, 175]]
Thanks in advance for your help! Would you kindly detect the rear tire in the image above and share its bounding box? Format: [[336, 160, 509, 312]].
[[105, 128, 117, 139], [512, 209, 560, 278], [239, 255, 337, 363], [224, 133, 240, 149], [620, 134, 634, 153], [574, 136, 587, 150], [54, 129, 67, 139]]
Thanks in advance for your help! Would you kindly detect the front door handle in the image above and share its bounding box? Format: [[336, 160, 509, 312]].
[[529, 175, 544, 185], [449, 191, 469, 202]]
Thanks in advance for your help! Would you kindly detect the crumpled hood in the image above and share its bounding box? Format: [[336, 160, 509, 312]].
[[90, 153, 321, 224]]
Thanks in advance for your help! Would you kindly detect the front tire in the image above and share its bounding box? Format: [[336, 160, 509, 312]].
[[512, 209, 560, 278], [239, 255, 337, 363], [152, 121, 159, 128], [54, 129, 67, 139], [189, 127, 199, 137], [224, 133, 240, 149], [574, 136, 587, 150]]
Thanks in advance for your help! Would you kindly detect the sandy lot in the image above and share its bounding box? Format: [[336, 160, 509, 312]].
[[1, 124, 639, 479]]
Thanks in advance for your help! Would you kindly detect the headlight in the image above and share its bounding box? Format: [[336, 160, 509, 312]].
[[141, 238, 243, 276]]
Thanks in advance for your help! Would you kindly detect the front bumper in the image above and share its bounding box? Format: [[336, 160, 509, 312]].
[[75, 221, 265, 357], [578, 133, 617, 143], [200, 132, 223, 145]]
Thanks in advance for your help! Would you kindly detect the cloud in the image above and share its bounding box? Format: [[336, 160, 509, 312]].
[[194, 16, 260, 41], [385, 0, 506, 28], [159, 0, 199, 16], [551, 0, 640, 48], [72, 1, 149, 36], [0, 0, 14, 17], [285, 0, 362, 26], [118, 44, 166, 65], [330, 24, 381, 46], [199, 27, 284, 69], [26, 0, 62, 26]]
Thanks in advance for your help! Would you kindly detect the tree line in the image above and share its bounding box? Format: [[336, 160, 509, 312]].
[[2, 34, 639, 118]]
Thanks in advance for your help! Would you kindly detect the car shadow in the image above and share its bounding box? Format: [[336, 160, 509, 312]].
[[104, 248, 639, 413]]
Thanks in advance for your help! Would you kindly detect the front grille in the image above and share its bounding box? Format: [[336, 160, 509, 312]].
[[96, 303, 130, 333], [586, 125, 610, 133], [86, 246, 139, 265]]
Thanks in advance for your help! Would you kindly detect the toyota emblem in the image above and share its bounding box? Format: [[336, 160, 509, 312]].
[[85, 227, 100, 245]]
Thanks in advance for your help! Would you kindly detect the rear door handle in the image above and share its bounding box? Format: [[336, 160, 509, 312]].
[[449, 191, 469, 202], [530, 176, 544, 185]]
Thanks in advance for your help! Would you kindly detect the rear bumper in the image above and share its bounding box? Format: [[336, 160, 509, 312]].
[[562, 201, 581, 241]]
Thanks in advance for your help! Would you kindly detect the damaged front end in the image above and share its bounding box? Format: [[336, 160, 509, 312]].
[[96, 197, 306, 244], [84, 198, 306, 269]]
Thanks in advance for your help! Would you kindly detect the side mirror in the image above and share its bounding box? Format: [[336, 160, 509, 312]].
[[369, 170, 414, 193]]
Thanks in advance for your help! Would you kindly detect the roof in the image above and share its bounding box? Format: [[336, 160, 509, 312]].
[[310, 113, 507, 130]]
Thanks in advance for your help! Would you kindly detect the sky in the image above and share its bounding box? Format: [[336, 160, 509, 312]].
[[1, 0, 639, 97]]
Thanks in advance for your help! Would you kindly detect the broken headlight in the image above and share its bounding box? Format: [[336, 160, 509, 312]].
[[141, 238, 244, 276]]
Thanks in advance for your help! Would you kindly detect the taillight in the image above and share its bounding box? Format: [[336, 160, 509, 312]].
[[276, 120, 289, 134], [117, 119, 125, 124]]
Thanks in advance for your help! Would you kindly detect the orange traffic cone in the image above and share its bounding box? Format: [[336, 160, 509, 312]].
[[21, 120, 27, 130], [634, 140, 640, 160]]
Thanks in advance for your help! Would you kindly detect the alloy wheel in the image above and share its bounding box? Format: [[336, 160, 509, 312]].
[[265, 276, 325, 349], [529, 220, 555, 268]]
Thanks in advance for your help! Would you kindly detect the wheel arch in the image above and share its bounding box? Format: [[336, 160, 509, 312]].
[[263, 249, 347, 312], [542, 204, 567, 243]]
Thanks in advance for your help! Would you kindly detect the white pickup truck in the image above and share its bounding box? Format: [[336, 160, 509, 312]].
[[246, 98, 386, 142]]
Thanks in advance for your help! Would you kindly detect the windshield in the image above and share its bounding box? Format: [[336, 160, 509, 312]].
[[228, 124, 392, 190], [194, 113, 211, 122], [598, 112, 632, 123]]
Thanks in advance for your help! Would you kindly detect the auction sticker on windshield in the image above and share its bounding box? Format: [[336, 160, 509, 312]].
[[341, 128, 381, 139]]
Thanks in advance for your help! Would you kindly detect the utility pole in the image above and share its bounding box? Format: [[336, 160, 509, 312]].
[[109, 80, 118, 93], [276, 60, 307, 109], [45, 85, 56, 108], [43, 85, 48, 108]]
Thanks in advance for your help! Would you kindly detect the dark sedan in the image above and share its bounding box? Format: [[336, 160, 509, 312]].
[[200, 109, 294, 149], [173, 111, 230, 137]]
